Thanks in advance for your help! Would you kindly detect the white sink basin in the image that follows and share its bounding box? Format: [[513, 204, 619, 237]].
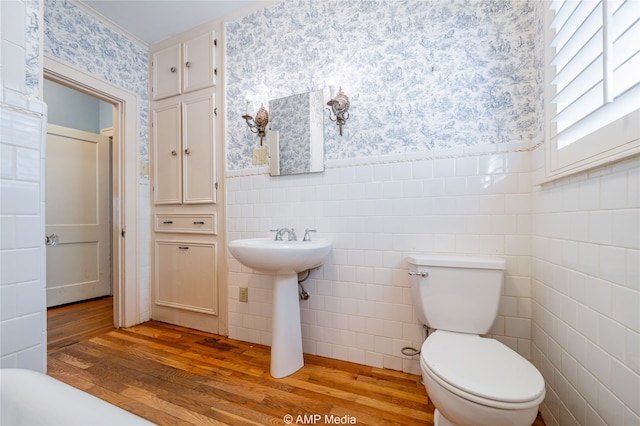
[[228, 238, 332, 274], [228, 236, 332, 378]]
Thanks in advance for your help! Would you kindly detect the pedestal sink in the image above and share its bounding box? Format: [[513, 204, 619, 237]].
[[228, 237, 332, 378]]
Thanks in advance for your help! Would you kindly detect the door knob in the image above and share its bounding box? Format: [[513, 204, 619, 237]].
[[45, 233, 58, 246]]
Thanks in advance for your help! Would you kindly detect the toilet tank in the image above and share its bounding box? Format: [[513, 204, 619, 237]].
[[407, 254, 506, 334]]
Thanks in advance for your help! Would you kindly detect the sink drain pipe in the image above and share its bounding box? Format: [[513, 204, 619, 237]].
[[298, 270, 310, 300]]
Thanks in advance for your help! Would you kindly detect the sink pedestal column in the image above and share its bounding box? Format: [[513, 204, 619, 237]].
[[270, 272, 304, 378]]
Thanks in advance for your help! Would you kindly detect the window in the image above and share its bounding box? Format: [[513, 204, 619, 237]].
[[545, 0, 639, 179]]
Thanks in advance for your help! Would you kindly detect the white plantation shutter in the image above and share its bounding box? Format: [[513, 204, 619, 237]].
[[545, 0, 640, 178]]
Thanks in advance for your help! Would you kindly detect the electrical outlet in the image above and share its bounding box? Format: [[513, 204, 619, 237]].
[[239, 287, 248, 303], [252, 147, 267, 165]]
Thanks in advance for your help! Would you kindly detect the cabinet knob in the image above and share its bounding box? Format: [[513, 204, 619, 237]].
[[170, 66, 176, 73], [185, 61, 191, 68], [184, 148, 191, 155], [171, 150, 177, 156]]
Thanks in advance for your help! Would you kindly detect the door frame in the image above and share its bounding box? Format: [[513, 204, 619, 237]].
[[44, 55, 141, 328]]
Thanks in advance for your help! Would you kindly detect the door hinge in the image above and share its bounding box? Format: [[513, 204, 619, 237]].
[[215, 181, 218, 190], [214, 107, 217, 116], [214, 68, 218, 76], [121, 229, 126, 237], [214, 39, 217, 47]]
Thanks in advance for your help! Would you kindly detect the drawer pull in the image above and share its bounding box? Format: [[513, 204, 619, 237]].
[[193, 221, 205, 225], [178, 246, 189, 250], [163, 221, 174, 224]]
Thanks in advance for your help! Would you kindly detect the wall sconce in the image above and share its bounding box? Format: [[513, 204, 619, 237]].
[[242, 102, 269, 145], [327, 86, 350, 136]]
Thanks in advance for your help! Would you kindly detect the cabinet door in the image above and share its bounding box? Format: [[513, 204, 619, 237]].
[[155, 241, 217, 314], [183, 31, 216, 93], [182, 93, 216, 204], [153, 100, 182, 204], [152, 44, 181, 100]]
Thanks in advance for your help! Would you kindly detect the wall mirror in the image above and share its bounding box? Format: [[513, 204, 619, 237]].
[[267, 90, 324, 176]]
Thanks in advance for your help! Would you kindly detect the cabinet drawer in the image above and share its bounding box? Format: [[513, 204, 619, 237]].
[[155, 214, 216, 234]]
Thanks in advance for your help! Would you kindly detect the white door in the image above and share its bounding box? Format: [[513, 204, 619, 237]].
[[45, 124, 111, 307]]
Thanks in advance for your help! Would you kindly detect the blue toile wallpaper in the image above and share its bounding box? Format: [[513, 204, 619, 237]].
[[25, 0, 41, 98], [41, 0, 149, 166], [225, 0, 540, 171]]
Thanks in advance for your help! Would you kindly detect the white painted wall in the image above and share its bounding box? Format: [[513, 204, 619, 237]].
[[43, 79, 112, 133]]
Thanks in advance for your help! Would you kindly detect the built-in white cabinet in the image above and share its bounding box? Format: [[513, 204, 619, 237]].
[[151, 31, 216, 101], [155, 241, 217, 315], [150, 25, 224, 336], [152, 92, 216, 205]]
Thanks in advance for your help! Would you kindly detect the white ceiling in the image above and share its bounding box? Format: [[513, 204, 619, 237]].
[[76, 0, 272, 46]]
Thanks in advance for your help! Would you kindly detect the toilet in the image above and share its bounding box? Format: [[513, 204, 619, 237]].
[[407, 254, 545, 426]]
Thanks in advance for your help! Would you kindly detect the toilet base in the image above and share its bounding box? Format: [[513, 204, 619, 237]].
[[434, 409, 457, 426]]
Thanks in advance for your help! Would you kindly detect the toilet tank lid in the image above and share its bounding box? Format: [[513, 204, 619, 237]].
[[407, 254, 506, 270]]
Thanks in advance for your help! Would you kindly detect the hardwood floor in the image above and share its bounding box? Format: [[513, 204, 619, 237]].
[[47, 296, 115, 353], [47, 298, 545, 425]]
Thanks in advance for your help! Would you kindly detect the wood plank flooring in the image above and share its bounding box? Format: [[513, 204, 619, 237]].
[[47, 296, 116, 353], [47, 298, 545, 425]]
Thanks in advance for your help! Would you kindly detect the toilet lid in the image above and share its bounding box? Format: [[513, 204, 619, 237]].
[[422, 331, 545, 404]]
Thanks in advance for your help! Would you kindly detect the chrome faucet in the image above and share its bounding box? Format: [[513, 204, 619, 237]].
[[303, 229, 316, 241], [272, 228, 297, 241]]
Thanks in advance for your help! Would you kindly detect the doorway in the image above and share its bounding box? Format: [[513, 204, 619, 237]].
[[44, 79, 113, 307], [44, 55, 141, 328]]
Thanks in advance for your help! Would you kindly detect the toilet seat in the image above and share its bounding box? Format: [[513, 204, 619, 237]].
[[421, 330, 545, 410]]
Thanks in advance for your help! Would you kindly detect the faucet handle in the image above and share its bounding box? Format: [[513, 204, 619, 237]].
[[303, 229, 317, 241], [269, 229, 281, 240], [290, 228, 297, 241]]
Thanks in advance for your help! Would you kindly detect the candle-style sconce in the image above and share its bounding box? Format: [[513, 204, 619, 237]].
[[242, 102, 269, 145], [326, 86, 350, 136]]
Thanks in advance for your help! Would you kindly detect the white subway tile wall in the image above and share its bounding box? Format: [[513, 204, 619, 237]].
[[0, 104, 48, 371], [532, 156, 640, 426], [0, 0, 47, 373], [228, 143, 640, 425], [227, 144, 535, 374]]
